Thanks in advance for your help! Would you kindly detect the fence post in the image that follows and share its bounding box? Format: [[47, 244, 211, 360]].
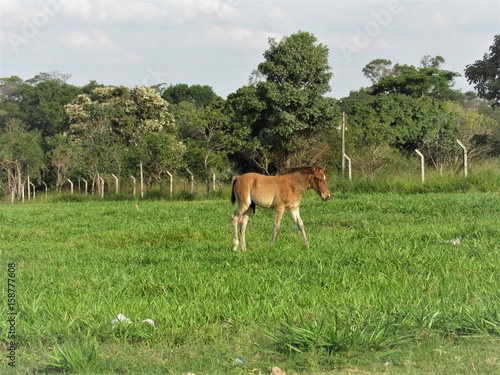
[[341, 112, 346, 178], [97, 176, 104, 198], [186, 168, 194, 194], [140, 163, 144, 199], [456, 139, 468, 178], [81, 178, 88, 195], [130, 176, 136, 197], [343, 154, 352, 181], [112, 174, 119, 194], [30, 182, 36, 200], [27, 174, 31, 201], [67, 179, 74, 194], [415, 149, 425, 183], [42, 181, 48, 197], [166, 171, 173, 198]]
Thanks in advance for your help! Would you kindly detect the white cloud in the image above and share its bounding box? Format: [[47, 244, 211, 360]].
[[0, 0, 61, 28], [198, 0, 239, 21], [262, 6, 293, 30], [372, 37, 394, 52], [59, 0, 94, 22], [58, 29, 116, 50], [58, 0, 238, 26], [200, 25, 280, 51], [98, 53, 143, 65]]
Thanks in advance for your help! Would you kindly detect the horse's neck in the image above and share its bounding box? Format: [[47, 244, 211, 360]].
[[292, 172, 312, 194]]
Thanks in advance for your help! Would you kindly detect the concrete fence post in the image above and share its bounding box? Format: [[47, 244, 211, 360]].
[[166, 171, 173, 198], [186, 168, 194, 194], [112, 174, 119, 194], [130, 176, 136, 197], [67, 179, 74, 194], [415, 149, 425, 183], [343, 154, 352, 181], [456, 139, 468, 178]]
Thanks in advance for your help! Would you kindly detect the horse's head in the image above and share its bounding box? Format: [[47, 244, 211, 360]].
[[309, 166, 331, 201]]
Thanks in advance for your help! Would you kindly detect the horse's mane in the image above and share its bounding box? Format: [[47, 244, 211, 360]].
[[280, 166, 316, 175]]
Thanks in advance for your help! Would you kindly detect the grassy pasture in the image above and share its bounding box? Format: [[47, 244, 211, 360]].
[[0, 191, 499, 374]]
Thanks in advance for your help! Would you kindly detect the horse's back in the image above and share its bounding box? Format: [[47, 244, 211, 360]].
[[234, 172, 281, 208]]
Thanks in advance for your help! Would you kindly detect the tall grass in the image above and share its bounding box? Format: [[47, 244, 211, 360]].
[[0, 190, 499, 373], [333, 158, 499, 194]]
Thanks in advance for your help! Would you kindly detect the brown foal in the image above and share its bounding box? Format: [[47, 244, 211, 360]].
[[230, 166, 331, 251]]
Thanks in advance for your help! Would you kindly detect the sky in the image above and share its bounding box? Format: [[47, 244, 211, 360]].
[[0, 0, 499, 99]]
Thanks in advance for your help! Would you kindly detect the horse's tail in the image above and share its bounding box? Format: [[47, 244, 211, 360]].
[[230, 177, 237, 205]]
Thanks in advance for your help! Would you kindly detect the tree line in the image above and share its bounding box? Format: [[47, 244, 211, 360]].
[[1, 31, 499, 200]]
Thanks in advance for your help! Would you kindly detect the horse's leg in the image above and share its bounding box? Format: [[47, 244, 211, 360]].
[[239, 208, 252, 251], [231, 211, 240, 251], [290, 208, 309, 247], [271, 206, 285, 246], [232, 203, 252, 251]]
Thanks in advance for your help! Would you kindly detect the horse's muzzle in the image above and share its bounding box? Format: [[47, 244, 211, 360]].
[[321, 193, 331, 201]]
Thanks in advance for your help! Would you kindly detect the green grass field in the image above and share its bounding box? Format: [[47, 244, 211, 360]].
[[1, 190, 499, 374]]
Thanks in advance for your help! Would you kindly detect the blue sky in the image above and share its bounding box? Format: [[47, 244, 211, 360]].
[[1, 0, 499, 99]]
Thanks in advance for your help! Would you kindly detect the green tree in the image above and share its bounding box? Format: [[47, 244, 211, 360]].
[[0, 118, 44, 200], [47, 133, 82, 192], [26, 71, 72, 85], [161, 84, 218, 108], [362, 59, 393, 84], [226, 85, 269, 173], [364, 56, 460, 100], [420, 55, 445, 68], [340, 92, 396, 179], [465, 35, 500, 107], [250, 31, 340, 169], [172, 98, 232, 196], [200, 98, 232, 195], [342, 91, 458, 173], [443, 101, 497, 161], [135, 130, 186, 191], [0, 76, 24, 127], [20, 78, 81, 138], [370, 63, 460, 99]]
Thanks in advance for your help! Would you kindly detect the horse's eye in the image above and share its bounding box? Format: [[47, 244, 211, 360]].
[[315, 178, 323, 184]]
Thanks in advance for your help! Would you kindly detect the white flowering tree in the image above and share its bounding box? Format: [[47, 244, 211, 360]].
[[65, 85, 184, 193]]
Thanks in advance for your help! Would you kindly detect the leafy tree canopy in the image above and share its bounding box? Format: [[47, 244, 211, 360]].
[[161, 83, 218, 108], [363, 57, 460, 100], [25, 71, 72, 85], [465, 35, 500, 107], [19, 78, 82, 138], [362, 59, 393, 84], [247, 31, 340, 169], [0, 76, 24, 125], [342, 91, 455, 154]]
